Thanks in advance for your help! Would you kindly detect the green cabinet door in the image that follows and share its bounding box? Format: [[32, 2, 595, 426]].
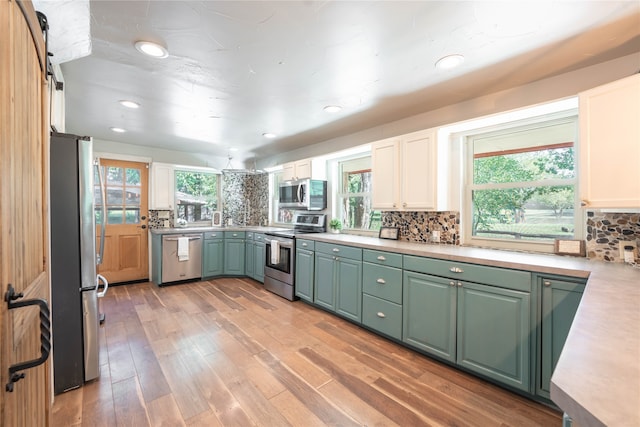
[[314, 252, 335, 310], [245, 240, 254, 278], [457, 281, 531, 392], [202, 238, 224, 277], [335, 257, 362, 323], [295, 248, 315, 301], [253, 241, 265, 283], [224, 238, 246, 276], [403, 271, 456, 362], [538, 278, 584, 398]]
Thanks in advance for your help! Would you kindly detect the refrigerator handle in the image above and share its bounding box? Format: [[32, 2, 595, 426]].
[[96, 274, 109, 298], [95, 160, 106, 265]]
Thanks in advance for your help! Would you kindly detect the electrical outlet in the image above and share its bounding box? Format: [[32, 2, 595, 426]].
[[619, 241, 638, 262], [431, 230, 441, 243]]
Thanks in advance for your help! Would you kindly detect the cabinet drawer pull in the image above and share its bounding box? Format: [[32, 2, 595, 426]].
[[544, 280, 551, 287], [302, 242, 308, 247], [449, 267, 464, 273], [377, 255, 386, 261], [332, 248, 340, 253], [377, 312, 386, 318], [232, 233, 238, 237], [376, 278, 386, 284]]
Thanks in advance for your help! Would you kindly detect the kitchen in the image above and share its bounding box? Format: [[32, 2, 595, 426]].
[[2, 1, 639, 426]]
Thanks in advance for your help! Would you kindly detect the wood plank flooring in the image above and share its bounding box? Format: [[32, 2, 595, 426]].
[[51, 278, 562, 426]]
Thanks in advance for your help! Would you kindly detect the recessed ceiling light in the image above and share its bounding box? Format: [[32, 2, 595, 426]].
[[323, 105, 342, 113], [119, 100, 140, 109], [263, 132, 276, 139], [435, 54, 465, 70], [110, 127, 126, 133], [134, 40, 169, 58], [229, 147, 239, 152]]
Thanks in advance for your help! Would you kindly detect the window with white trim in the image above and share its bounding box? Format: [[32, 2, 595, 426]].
[[463, 113, 579, 252], [337, 156, 381, 231], [174, 169, 220, 225]]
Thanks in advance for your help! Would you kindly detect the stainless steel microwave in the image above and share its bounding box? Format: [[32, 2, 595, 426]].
[[278, 179, 327, 210]]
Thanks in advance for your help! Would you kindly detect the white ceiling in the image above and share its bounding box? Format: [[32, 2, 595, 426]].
[[36, 1, 640, 165]]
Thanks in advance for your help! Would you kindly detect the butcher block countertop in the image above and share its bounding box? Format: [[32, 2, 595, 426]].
[[302, 233, 640, 426]]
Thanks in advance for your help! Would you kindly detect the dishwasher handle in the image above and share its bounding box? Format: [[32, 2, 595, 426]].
[[164, 236, 202, 241]]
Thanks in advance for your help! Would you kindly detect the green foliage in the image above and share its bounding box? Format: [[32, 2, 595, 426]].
[[329, 219, 342, 230], [472, 147, 575, 237]]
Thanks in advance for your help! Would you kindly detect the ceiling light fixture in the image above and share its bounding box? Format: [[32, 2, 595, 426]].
[[134, 40, 169, 58], [110, 127, 126, 133], [262, 132, 276, 139], [119, 100, 140, 109], [435, 54, 465, 70], [323, 105, 342, 113]]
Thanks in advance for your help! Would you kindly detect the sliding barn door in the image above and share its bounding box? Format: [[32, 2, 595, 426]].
[[0, 0, 51, 425]]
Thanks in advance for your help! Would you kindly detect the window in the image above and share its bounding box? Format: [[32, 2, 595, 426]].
[[174, 169, 220, 224], [337, 156, 381, 231], [463, 114, 579, 252], [95, 163, 143, 225]]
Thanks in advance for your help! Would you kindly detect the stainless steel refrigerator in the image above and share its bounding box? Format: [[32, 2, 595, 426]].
[[50, 132, 108, 394]]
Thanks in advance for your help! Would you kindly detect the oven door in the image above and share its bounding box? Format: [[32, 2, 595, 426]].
[[264, 238, 294, 284]]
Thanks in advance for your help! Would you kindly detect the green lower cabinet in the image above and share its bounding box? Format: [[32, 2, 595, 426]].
[[314, 252, 335, 310], [335, 257, 362, 322], [295, 248, 315, 301], [362, 294, 402, 340], [224, 238, 245, 275], [245, 240, 254, 278], [253, 241, 265, 283], [313, 249, 362, 323], [537, 277, 584, 399], [457, 281, 531, 392], [402, 271, 456, 362], [202, 238, 224, 277]]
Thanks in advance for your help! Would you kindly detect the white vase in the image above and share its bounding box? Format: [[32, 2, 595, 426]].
[[330, 228, 340, 234]]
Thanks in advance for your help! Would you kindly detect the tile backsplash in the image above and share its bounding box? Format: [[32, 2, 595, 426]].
[[222, 171, 269, 226], [586, 211, 640, 262], [149, 209, 174, 229], [381, 211, 460, 244]]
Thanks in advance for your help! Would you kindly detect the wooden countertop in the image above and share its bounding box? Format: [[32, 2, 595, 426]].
[[302, 233, 640, 426]]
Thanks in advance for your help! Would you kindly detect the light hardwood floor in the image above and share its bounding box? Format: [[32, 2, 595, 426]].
[[51, 278, 561, 426]]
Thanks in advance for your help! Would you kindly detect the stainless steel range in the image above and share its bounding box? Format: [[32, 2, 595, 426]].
[[264, 213, 326, 300]]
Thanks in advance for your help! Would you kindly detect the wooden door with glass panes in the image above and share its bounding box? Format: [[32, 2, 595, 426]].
[[96, 159, 149, 283]]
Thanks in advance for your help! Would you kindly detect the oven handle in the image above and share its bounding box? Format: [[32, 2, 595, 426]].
[[266, 239, 293, 248]]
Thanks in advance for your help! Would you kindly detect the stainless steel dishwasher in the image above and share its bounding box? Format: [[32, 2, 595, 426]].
[[162, 233, 203, 283]]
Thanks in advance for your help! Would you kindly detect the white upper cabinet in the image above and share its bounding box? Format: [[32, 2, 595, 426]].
[[579, 74, 640, 209], [372, 128, 440, 211], [372, 137, 400, 209], [150, 162, 174, 210], [282, 159, 312, 181]]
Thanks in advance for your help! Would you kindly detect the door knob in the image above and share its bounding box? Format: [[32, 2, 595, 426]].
[[141, 215, 147, 220], [141, 225, 147, 229]]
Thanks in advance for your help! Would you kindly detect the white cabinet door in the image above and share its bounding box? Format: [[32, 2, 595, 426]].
[[281, 159, 312, 181], [579, 74, 640, 208], [150, 163, 174, 209], [372, 137, 400, 209], [401, 130, 437, 210]]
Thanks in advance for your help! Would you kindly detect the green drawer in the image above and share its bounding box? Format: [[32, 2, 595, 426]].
[[363, 249, 403, 268], [204, 231, 223, 240], [363, 263, 402, 304], [315, 242, 362, 261], [224, 231, 246, 239], [297, 239, 315, 251], [254, 233, 265, 242], [362, 294, 402, 340], [246, 231, 254, 239], [403, 255, 531, 292]]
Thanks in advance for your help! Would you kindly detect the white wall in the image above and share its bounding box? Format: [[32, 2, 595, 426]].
[[257, 53, 640, 169], [93, 138, 229, 169]]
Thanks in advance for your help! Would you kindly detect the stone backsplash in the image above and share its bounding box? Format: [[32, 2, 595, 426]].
[[149, 209, 174, 229], [586, 211, 640, 262], [381, 211, 460, 244], [222, 171, 269, 226]]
